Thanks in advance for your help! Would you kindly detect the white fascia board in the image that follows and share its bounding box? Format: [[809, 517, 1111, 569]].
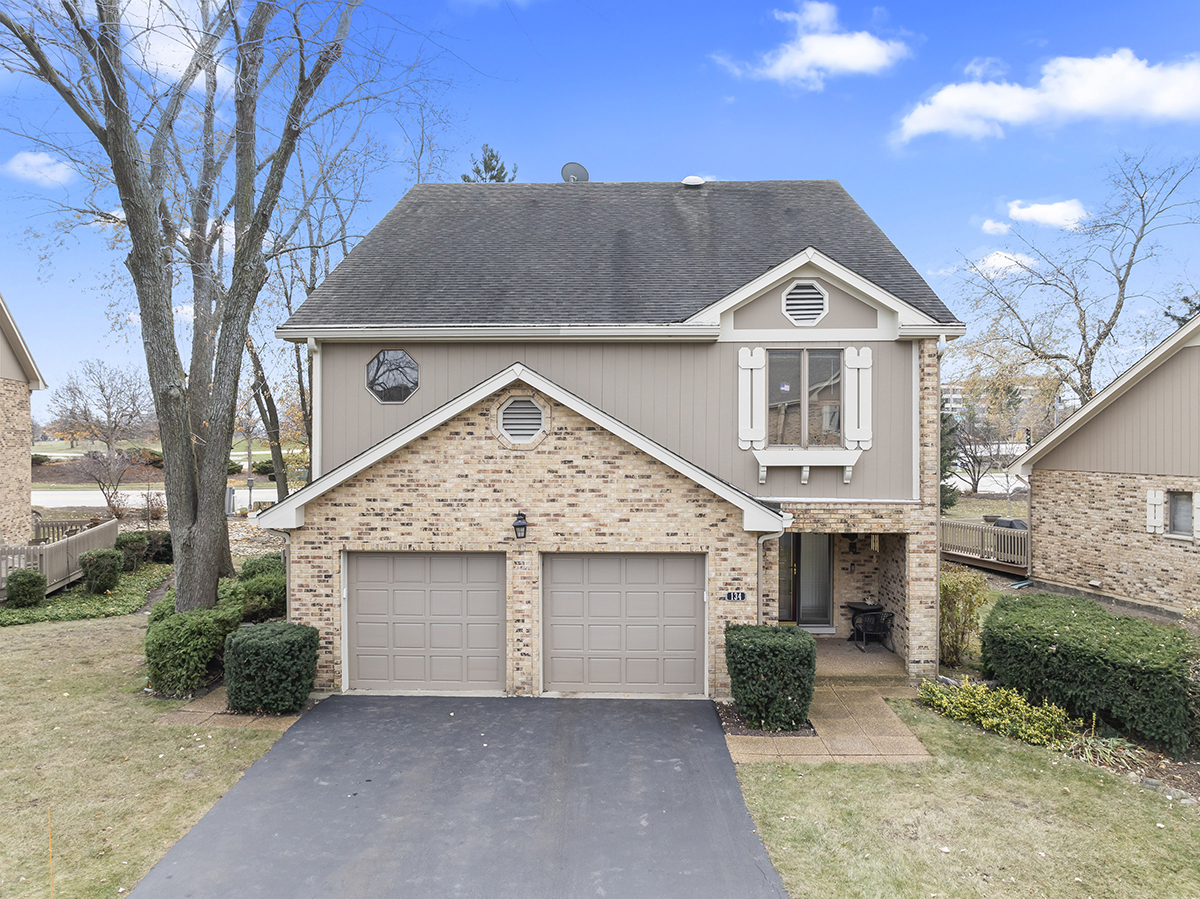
[[0, 290, 47, 390], [685, 246, 952, 333], [254, 363, 787, 535], [1011, 313, 1200, 478], [899, 323, 967, 339], [274, 324, 721, 344]]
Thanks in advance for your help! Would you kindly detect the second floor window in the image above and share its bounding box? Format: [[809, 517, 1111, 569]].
[[768, 349, 842, 447]]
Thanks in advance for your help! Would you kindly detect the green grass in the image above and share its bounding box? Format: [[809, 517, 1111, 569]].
[[944, 494, 1029, 520], [739, 700, 1200, 899], [0, 614, 280, 898], [0, 564, 172, 627]]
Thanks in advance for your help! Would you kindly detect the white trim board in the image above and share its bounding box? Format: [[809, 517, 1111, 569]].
[[1011, 313, 1200, 477], [254, 363, 792, 534], [0, 290, 47, 390]]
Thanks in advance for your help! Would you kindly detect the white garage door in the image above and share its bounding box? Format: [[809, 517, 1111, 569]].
[[543, 554, 705, 695], [347, 552, 506, 691]]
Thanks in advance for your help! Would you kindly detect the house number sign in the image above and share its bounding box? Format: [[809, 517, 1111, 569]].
[[725, 591, 747, 602]]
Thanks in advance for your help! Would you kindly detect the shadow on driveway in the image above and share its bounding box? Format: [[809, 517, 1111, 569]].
[[133, 695, 789, 898]]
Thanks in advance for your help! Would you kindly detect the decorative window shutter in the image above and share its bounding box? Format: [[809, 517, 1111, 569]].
[[1146, 490, 1164, 534], [844, 347, 873, 451], [738, 347, 766, 450]]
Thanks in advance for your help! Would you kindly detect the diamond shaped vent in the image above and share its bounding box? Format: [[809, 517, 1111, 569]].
[[500, 398, 544, 442], [783, 282, 827, 325]]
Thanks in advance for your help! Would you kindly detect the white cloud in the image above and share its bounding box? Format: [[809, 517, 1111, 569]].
[[173, 304, 195, 323], [964, 57, 1007, 80], [716, 1, 910, 90], [976, 250, 1036, 276], [2, 151, 76, 187], [1007, 198, 1088, 229], [981, 219, 1011, 235], [898, 48, 1200, 142]]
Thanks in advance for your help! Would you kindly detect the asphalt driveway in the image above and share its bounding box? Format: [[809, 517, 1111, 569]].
[[132, 695, 789, 898]]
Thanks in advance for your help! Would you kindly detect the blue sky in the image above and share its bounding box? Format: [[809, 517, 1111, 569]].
[[4, 0, 1200, 417]]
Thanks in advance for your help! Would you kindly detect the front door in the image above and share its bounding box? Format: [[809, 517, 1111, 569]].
[[778, 533, 832, 626]]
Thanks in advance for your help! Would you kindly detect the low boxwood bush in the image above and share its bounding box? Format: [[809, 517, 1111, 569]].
[[982, 595, 1200, 755], [144, 581, 245, 696], [145, 529, 173, 563], [31, 453, 50, 466], [225, 621, 319, 714], [725, 623, 816, 731], [918, 676, 1079, 747], [79, 548, 123, 593], [940, 564, 988, 668], [252, 460, 274, 476], [114, 532, 149, 571], [239, 552, 284, 582], [241, 572, 286, 623], [5, 568, 47, 608]]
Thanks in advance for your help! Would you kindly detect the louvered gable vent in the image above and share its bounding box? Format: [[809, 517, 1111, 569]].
[[500, 397, 544, 442], [782, 281, 827, 326]]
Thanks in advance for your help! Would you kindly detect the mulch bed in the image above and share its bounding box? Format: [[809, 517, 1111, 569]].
[[1129, 748, 1200, 798], [715, 700, 816, 737]]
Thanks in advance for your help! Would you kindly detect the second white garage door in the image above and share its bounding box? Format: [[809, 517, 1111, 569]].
[[543, 554, 705, 695]]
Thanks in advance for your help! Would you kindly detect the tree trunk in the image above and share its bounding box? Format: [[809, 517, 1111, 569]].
[[246, 334, 290, 501]]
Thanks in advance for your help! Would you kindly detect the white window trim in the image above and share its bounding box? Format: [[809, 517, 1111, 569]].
[[1165, 490, 1194, 541]]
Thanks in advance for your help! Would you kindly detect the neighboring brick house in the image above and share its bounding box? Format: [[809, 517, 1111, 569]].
[[1012, 314, 1200, 617], [0, 290, 46, 543], [256, 179, 965, 696]]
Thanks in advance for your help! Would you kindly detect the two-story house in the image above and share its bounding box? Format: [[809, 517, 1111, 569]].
[[255, 179, 964, 697], [0, 290, 46, 543]]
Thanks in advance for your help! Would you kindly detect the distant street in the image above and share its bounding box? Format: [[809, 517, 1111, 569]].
[[33, 486, 267, 511]]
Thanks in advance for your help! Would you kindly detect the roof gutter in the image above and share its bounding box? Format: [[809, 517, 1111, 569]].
[[274, 324, 723, 343]]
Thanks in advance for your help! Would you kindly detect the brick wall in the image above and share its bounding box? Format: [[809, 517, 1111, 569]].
[[0, 378, 32, 543], [1031, 469, 1200, 616], [287, 389, 763, 696]]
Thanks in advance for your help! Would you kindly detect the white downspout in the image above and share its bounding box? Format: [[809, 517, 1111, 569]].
[[756, 517, 790, 624]]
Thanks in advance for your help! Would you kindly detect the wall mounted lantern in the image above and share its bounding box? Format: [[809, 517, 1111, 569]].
[[512, 512, 528, 539]]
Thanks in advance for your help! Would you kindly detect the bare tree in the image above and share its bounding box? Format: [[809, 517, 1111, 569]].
[[47, 359, 151, 456], [79, 449, 133, 517], [1, 2, 444, 611], [961, 152, 1200, 405]]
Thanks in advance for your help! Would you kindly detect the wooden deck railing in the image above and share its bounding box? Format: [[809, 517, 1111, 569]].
[[939, 519, 1030, 575], [33, 518, 90, 544], [1, 519, 120, 595]]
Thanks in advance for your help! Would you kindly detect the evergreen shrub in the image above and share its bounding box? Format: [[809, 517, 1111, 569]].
[[918, 676, 1079, 747], [940, 564, 988, 668], [982, 595, 1199, 755], [239, 552, 284, 582], [114, 532, 149, 571], [79, 548, 123, 593], [144, 581, 244, 695], [224, 621, 318, 714], [144, 530, 173, 563], [725, 624, 817, 731], [5, 568, 47, 608], [240, 572, 286, 623]]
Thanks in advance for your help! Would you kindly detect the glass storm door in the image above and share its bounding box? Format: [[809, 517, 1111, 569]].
[[778, 533, 832, 626]]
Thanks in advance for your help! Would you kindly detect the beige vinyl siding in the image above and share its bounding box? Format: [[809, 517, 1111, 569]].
[[733, 276, 878, 331], [0, 329, 27, 382], [320, 340, 915, 500], [1035, 346, 1200, 477]]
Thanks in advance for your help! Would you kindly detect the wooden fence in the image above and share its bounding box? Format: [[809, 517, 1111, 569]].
[[939, 519, 1030, 576], [1, 518, 120, 595]]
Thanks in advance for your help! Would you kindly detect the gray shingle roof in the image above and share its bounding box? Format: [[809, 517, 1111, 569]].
[[280, 180, 959, 329]]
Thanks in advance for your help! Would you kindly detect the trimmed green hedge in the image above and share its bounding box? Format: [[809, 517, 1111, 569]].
[[145, 581, 244, 696], [725, 623, 817, 731], [241, 572, 286, 623], [79, 548, 123, 593], [981, 595, 1200, 755], [225, 621, 319, 714], [5, 568, 47, 608], [114, 532, 149, 571], [238, 552, 284, 582]]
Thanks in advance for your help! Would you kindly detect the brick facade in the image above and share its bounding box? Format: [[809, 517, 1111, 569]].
[[287, 389, 764, 696], [0, 377, 32, 543], [1030, 469, 1200, 617]]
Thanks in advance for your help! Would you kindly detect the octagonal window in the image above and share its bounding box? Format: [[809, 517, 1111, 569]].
[[366, 349, 419, 403]]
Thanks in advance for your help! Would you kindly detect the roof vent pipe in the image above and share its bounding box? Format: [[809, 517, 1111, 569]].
[[682, 175, 705, 187]]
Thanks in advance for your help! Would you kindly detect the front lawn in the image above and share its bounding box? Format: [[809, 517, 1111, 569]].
[[0, 563, 173, 627], [0, 614, 281, 898], [739, 700, 1200, 899]]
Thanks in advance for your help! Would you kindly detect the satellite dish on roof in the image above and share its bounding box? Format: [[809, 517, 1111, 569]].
[[561, 162, 589, 183]]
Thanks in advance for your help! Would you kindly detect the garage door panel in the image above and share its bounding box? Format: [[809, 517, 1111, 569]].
[[466, 589, 502, 617], [349, 553, 506, 691], [544, 554, 704, 694], [625, 625, 660, 651], [587, 624, 621, 652], [356, 588, 389, 616], [391, 622, 426, 649], [587, 591, 621, 617], [625, 592, 659, 617]]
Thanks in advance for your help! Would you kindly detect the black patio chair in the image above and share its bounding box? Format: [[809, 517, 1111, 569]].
[[854, 611, 895, 653]]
